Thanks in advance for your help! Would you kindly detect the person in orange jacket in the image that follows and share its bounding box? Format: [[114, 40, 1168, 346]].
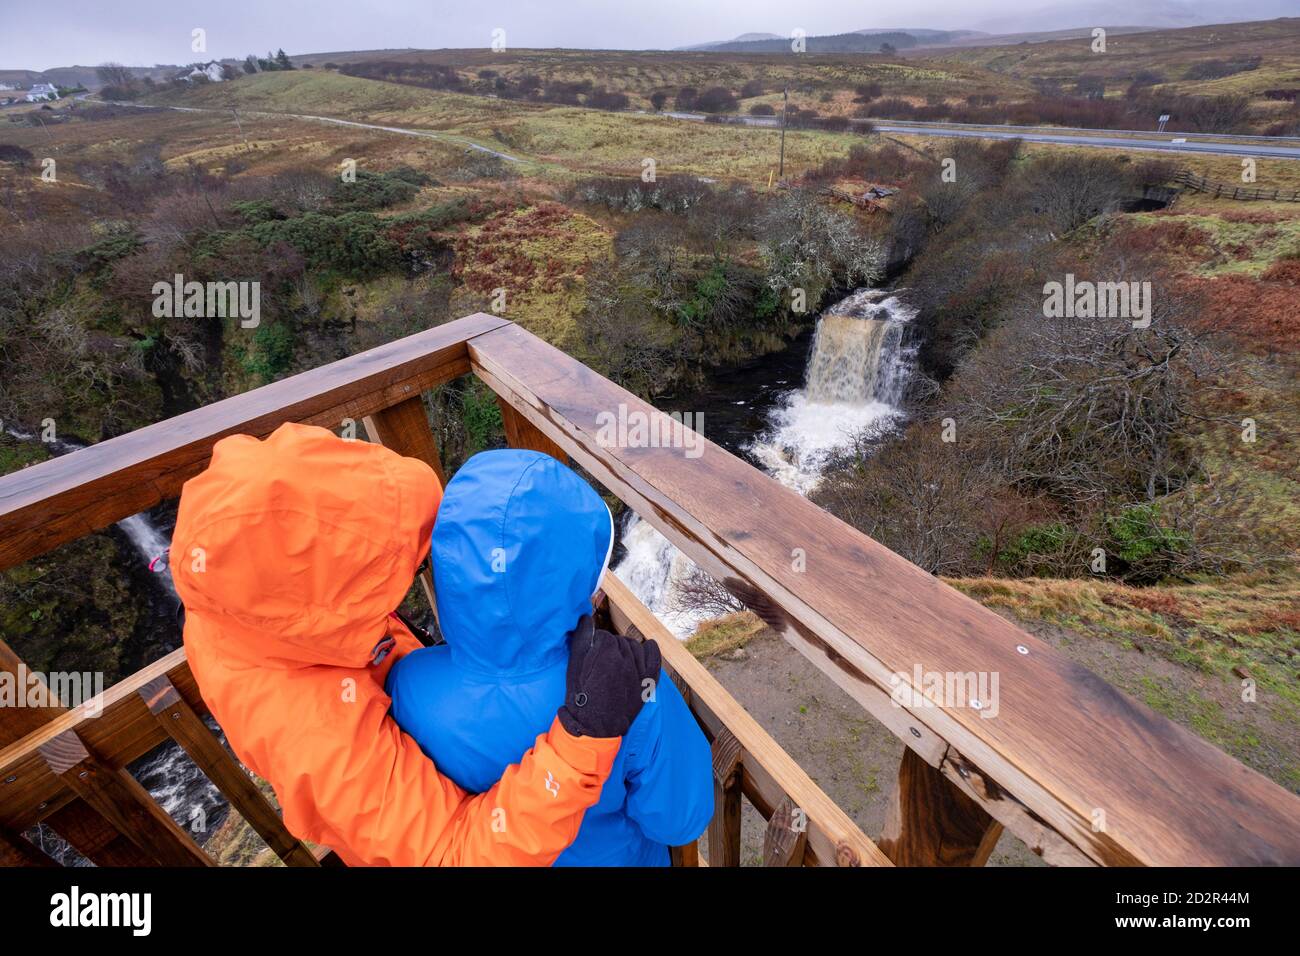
[[171, 422, 659, 866]]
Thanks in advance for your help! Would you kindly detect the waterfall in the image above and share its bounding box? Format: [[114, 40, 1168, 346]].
[[612, 515, 712, 639], [4, 425, 177, 600], [748, 289, 914, 494], [612, 287, 917, 636]]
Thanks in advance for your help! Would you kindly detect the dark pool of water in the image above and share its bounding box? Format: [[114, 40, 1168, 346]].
[[651, 327, 817, 463]]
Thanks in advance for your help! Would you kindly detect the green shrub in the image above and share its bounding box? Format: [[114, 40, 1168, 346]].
[[329, 168, 426, 212], [229, 199, 284, 224], [241, 321, 296, 382], [246, 212, 399, 275]]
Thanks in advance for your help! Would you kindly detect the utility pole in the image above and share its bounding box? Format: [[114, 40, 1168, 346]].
[[778, 86, 788, 182]]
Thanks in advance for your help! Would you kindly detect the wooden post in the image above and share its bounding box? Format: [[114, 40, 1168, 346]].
[[138, 675, 318, 866], [763, 795, 808, 866], [0, 640, 65, 747], [496, 397, 569, 464], [38, 730, 211, 867], [364, 397, 443, 612], [670, 840, 700, 867], [0, 827, 58, 866], [363, 395, 445, 484], [878, 746, 1003, 866], [707, 727, 743, 867]]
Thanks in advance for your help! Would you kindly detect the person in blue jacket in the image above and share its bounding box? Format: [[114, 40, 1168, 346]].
[[387, 449, 714, 866]]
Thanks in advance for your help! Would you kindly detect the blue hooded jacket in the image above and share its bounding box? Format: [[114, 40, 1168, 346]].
[[387, 449, 714, 866]]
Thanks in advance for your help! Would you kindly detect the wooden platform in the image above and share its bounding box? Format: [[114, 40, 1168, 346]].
[[2, 313, 1299, 867]]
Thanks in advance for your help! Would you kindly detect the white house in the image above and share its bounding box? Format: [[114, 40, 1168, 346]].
[[25, 83, 59, 102]]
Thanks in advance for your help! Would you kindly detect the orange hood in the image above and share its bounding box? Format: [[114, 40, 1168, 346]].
[[172, 422, 440, 668]]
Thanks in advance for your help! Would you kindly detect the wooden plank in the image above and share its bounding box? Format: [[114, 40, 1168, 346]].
[[0, 641, 66, 747], [364, 395, 446, 484], [0, 313, 506, 572], [670, 841, 700, 868], [471, 322, 1300, 866], [878, 746, 1002, 866], [0, 827, 58, 866], [939, 747, 1093, 867], [763, 795, 809, 866], [0, 649, 209, 830], [707, 727, 742, 867], [137, 675, 318, 867], [604, 574, 887, 867], [43, 799, 159, 866], [364, 398, 442, 612], [38, 730, 210, 866], [497, 396, 569, 463]]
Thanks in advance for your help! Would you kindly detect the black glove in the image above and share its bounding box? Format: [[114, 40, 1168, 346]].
[[557, 615, 662, 739]]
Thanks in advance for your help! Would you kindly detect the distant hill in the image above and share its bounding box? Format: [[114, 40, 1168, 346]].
[[685, 31, 956, 54], [937, 25, 1163, 48], [0, 64, 175, 91], [971, 1, 1297, 35]]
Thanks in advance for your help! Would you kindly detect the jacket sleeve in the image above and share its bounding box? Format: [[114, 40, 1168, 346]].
[[623, 668, 714, 847], [280, 687, 619, 867]]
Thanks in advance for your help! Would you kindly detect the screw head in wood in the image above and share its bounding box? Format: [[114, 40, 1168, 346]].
[[3, 775, 15, 784], [1016, 644, 1029, 655], [909, 727, 921, 738]]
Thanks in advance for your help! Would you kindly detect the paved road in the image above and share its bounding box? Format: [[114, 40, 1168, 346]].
[[662, 110, 1300, 159], [871, 123, 1300, 160]]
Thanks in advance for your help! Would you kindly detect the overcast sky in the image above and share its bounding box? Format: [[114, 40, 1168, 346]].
[[5, 0, 1298, 71]]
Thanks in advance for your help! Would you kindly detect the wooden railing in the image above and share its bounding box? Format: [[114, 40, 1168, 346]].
[[1174, 168, 1300, 201], [1, 313, 1298, 867]]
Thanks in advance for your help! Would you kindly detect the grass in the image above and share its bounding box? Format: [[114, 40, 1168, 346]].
[[1121, 208, 1300, 276], [936, 17, 1300, 98], [686, 611, 766, 659], [949, 570, 1300, 713], [448, 201, 611, 349], [146, 70, 877, 185]]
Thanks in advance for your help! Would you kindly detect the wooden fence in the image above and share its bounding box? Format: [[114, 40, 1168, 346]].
[[1174, 168, 1300, 201]]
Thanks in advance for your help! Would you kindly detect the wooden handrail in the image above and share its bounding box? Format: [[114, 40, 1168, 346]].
[[469, 321, 1300, 866], [0, 313, 507, 573], [3, 315, 1298, 867]]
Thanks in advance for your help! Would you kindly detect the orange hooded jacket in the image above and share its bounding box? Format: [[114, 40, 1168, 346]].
[[171, 422, 619, 866]]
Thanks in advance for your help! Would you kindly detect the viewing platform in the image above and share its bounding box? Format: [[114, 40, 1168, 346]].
[[1, 313, 1298, 867]]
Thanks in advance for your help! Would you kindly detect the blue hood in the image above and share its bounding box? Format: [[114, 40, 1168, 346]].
[[431, 449, 614, 676]]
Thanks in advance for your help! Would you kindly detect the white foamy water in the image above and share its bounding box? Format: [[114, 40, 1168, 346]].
[[613, 287, 916, 636], [747, 289, 914, 494], [5, 425, 177, 599], [612, 515, 714, 640]]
